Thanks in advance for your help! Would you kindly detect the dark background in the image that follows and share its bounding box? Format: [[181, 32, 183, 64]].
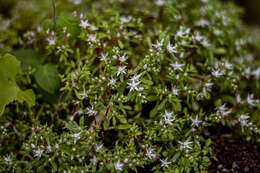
[[223, 0, 260, 26]]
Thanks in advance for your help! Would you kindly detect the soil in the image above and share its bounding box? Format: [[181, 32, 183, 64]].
[[206, 125, 260, 173]]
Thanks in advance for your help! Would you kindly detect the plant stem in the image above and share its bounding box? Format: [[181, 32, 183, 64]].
[[52, 0, 56, 30]]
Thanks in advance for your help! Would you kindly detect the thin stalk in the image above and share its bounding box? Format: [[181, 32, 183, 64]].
[[51, 0, 56, 30]]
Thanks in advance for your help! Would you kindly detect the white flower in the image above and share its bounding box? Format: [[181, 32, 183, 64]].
[[224, 61, 233, 70], [247, 94, 259, 107], [88, 34, 97, 43], [215, 104, 231, 118], [212, 68, 224, 77], [116, 66, 127, 76], [236, 94, 243, 104], [89, 25, 98, 31], [193, 31, 205, 42], [201, 39, 210, 47], [90, 156, 97, 165], [175, 26, 190, 38], [156, 0, 165, 6], [244, 67, 251, 79], [74, 109, 84, 115], [252, 67, 260, 79], [69, 0, 82, 5], [170, 62, 185, 71], [4, 155, 12, 165], [33, 147, 44, 158], [79, 19, 90, 29], [95, 144, 104, 152], [120, 16, 132, 24], [55, 143, 59, 149], [195, 19, 210, 27], [114, 160, 124, 171], [178, 140, 192, 150], [46, 37, 56, 46], [152, 39, 164, 51], [205, 82, 213, 90], [87, 106, 98, 116], [160, 157, 171, 168], [171, 86, 179, 96], [47, 145, 52, 152], [190, 115, 202, 127], [167, 42, 178, 54], [79, 89, 87, 100], [100, 53, 109, 64], [71, 131, 81, 144], [146, 147, 156, 159], [163, 110, 175, 125], [108, 76, 116, 86], [127, 80, 141, 92], [129, 73, 142, 82], [238, 114, 250, 127], [119, 53, 128, 62]]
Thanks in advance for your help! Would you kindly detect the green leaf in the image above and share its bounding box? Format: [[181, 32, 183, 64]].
[[141, 79, 154, 86], [0, 54, 35, 115], [118, 124, 131, 129], [34, 64, 60, 94], [116, 114, 128, 124], [149, 104, 159, 118], [118, 40, 124, 49], [17, 89, 36, 107], [13, 48, 43, 70], [0, 54, 20, 115], [57, 14, 81, 37], [172, 151, 181, 162]]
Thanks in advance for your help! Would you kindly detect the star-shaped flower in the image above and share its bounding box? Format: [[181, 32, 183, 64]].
[[146, 147, 156, 159], [178, 140, 192, 150], [79, 89, 87, 100], [114, 160, 124, 171], [4, 155, 12, 165], [160, 157, 171, 168], [119, 53, 128, 62], [108, 76, 116, 86], [252, 67, 260, 79], [116, 66, 127, 76], [79, 19, 90, 29], [100, 53, 109, 64], [152, 39, 164, 51], [170, 62, 185, 71], [190, 115, 202, 127], [238, 114, 250, 127], [163, 110, 175, 125], [247, 94, 259, 107], [212, 68, 224, 77], [127, 80, 141, 92], [167, 42, 178, 54]]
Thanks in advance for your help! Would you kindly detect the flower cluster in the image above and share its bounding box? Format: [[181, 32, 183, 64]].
[[0, 0, 259, 172]]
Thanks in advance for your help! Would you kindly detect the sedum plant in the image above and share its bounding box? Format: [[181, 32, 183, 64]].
[[0, 0, 260, 172]]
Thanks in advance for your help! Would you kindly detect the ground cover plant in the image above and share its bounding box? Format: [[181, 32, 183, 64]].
[[0, 0, 260, 172]]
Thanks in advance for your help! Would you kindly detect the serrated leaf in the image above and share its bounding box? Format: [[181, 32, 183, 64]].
[[34, 64, 60, 94]]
